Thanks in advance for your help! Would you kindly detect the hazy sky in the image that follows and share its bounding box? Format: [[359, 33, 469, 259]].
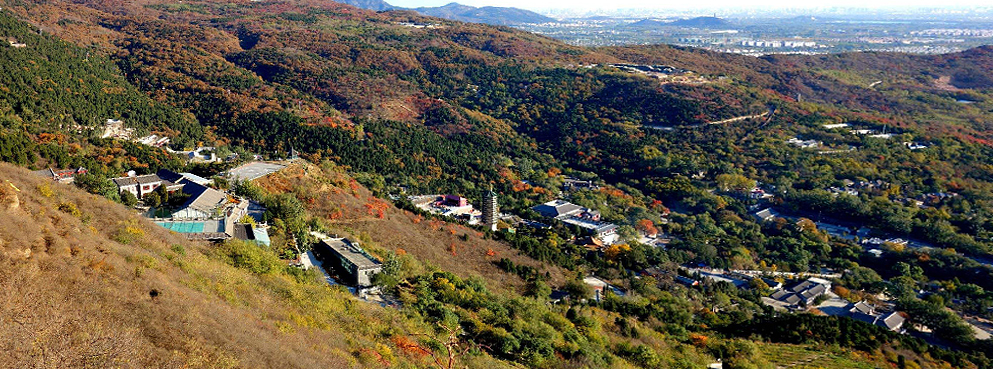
[[387, 0, 990, 11]]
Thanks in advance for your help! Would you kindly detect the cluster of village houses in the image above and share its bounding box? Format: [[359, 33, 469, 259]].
[[34, 164, 272, 245], [111, 169, 270, 245], [608, 63, 710, 85], [35, 117, 387, 294], [769, 277, 906, 332], [411, 188, 623, 246], [100, 119, 251, 163], [35, 160, 389, 296], [744, 190, 989, 336], [34, 119, 947, 330], [665, 265, 907, 332], [785, 122, 930, 152], [37, 161, 917, 333], [570, 256, 908, 334], [695, 180, 923, 334], [749, 175, 959, 223]]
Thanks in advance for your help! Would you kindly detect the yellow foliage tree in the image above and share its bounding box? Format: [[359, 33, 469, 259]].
[[604, 244, 630, 261]]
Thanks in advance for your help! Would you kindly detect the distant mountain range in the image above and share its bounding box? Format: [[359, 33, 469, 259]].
[[335, 0, 554, 25], [415, 3, 554, 26], [627, 16, 732, 29]]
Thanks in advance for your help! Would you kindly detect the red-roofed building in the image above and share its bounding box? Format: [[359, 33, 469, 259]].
[[33, 167, 88, 184]]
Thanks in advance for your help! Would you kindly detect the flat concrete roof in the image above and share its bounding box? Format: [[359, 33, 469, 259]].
[[320, 238, 381, 270], [560, 217, 617, 233], [227, 162, 286, 182]]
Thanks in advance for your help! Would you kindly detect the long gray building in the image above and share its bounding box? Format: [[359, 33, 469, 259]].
[[313, 237, 382, 287]]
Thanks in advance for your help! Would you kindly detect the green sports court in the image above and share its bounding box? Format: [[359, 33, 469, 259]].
[[155, 220, 224, 234], [155, 221, 205, 233]]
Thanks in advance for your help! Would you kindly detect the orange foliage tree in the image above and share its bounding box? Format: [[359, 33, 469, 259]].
[[635, 219, 658, 237]]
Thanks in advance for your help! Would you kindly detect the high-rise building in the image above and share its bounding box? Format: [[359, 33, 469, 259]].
[[481, 189, 498, 231]]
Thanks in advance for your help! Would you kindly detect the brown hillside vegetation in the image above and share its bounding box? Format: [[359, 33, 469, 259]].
[[255, 161, 568, 291], [0, 162, 502, 368], [0, 0, 610, 127]]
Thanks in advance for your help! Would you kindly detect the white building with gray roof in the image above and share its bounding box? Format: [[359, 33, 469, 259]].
[[770, 277, 831, 307], [171, 182, 229, 220], [533, 199, 618, 243], [847, 302, 906, 332]]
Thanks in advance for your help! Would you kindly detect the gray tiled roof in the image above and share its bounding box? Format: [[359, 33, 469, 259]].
[[180, 182, 228, 214], [770, 289, 789, 300], [783, 294, 801, 305], [112, 177, 138, 187], [135, 174, 162, 185], [533, 200, 582, 218], [113, 172, 169, 187], [850, 301, 874, 315], [754, 208, 779, 221], [802, 284, 827, 299], [773, 278, 831, 305], [879, 312, 905, 330]]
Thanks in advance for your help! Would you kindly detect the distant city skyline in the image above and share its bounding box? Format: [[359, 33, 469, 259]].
[[387, 0, 991, 12]]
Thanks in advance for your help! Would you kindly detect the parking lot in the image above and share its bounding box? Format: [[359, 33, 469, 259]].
[[226, 162, 286, 182]]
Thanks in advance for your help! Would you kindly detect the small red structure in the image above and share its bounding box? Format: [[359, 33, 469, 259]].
[[34, 167, 87, 184]]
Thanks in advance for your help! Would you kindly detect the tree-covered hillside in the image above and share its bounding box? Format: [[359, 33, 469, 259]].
[[0, 11, 201, 148], [5, 0, 993, 367]]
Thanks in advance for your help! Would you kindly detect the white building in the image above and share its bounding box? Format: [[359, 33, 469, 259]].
[[786, 137, 820, 148], [171, 182, 228, 220]]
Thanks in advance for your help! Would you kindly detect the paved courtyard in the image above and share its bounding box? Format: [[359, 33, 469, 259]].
[[227, 162, 286, 182]]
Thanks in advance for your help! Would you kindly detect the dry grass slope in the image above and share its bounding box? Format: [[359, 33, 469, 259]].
[[0, 162, 464, 368]]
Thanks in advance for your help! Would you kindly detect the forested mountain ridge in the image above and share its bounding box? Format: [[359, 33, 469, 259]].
[[0, 11, 200, 147], [0, 9, 195, 189], [413, 3, 556, 26], [337, 0, 397, 11], [605, 44, 993, 141], [5, 0, 993, 367], [334, 0, 557, 25]]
